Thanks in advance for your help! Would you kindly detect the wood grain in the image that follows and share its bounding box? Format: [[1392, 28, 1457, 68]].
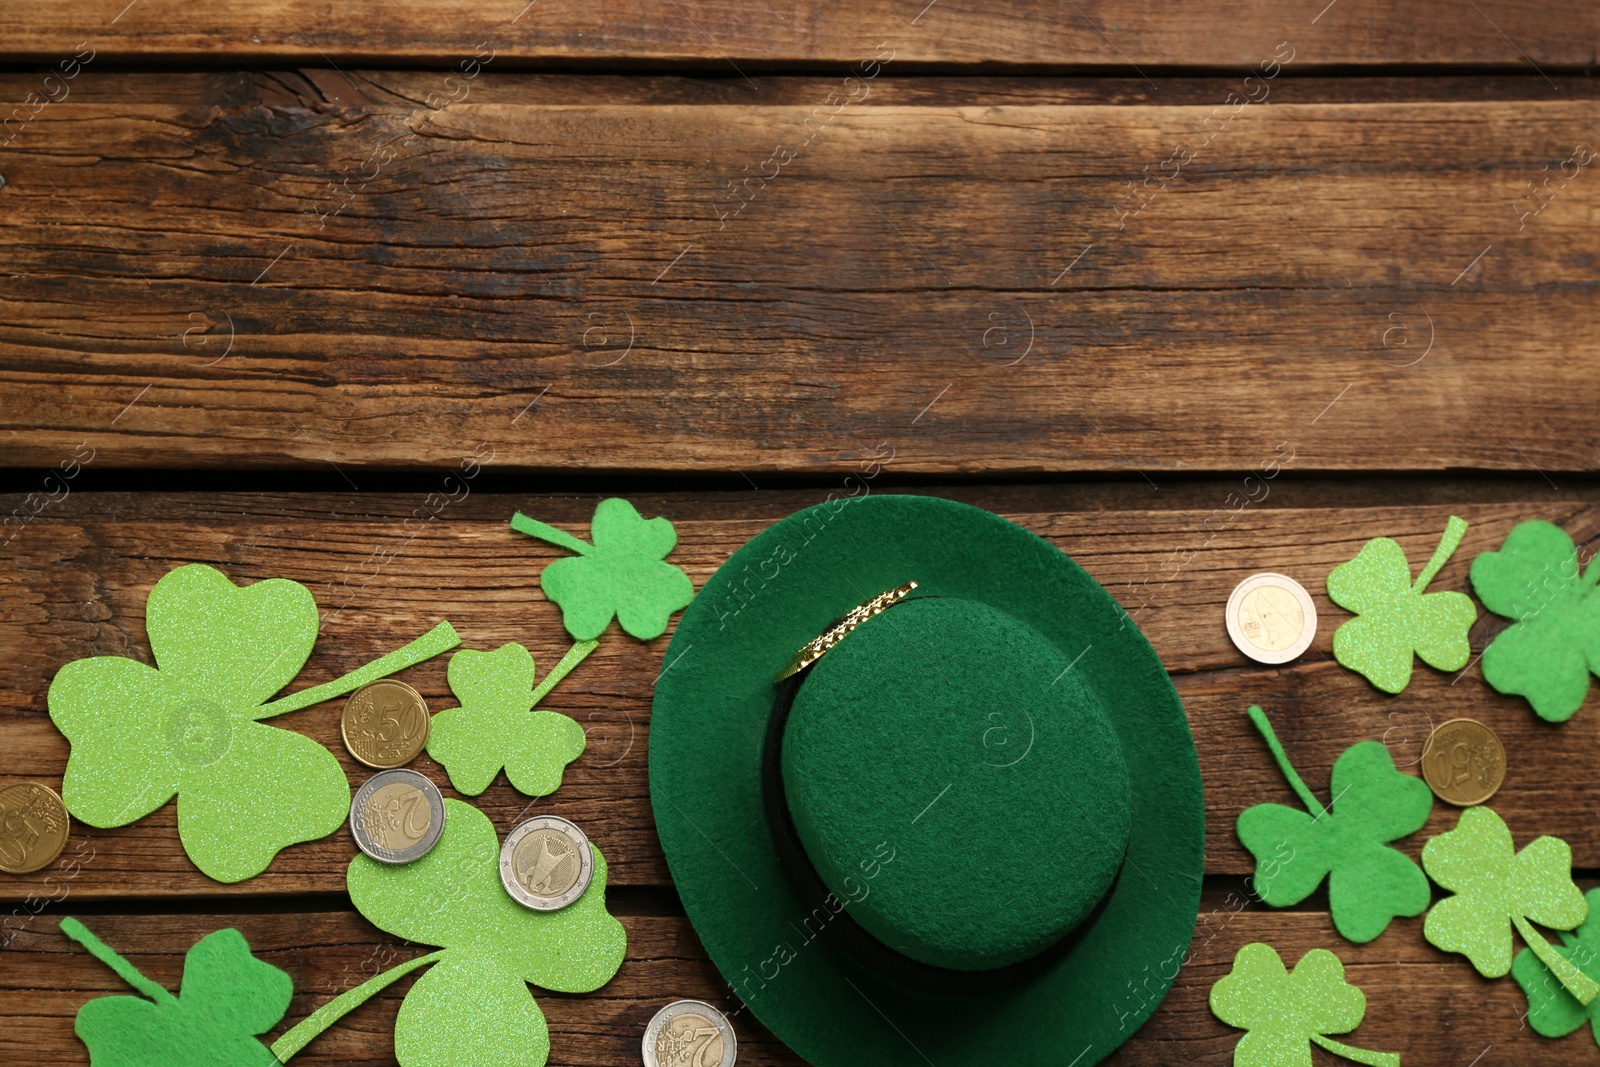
[[3, 85, 1599, 474], [2, 0, 1596, 69], [0, 901, 1577, 1065], [4, 491, 1598, 904]]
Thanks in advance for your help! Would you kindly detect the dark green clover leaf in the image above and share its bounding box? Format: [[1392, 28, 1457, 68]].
[[1513, 888, 1600, 1045], [340, 798, 626, 1067], [511, 498, 694, 641], [63, 917, 288, 1067], [426, 641, 595, 796], [1423, 805, 1597, 1005], [1326, 515, 1476, 693], [1470, 520, 1600, 722], [47, 563, 458, 883], [1236, 706, 1432, 943], [1210, 942, 1399, 1066]]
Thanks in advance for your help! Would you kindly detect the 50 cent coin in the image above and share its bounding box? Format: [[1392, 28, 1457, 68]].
[[341, 680, 430, 769]]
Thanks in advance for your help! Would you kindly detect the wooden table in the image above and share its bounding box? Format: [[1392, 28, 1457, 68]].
[[3, 3, 1599, 1063]]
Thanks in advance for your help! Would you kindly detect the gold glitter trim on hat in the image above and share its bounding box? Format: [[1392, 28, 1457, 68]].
[[775, 581, 918, 682]]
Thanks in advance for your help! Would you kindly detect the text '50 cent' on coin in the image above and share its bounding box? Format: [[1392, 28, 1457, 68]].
[[1226, 572, 1318, 665], [500, 816, 594, 911], [642, 1000, 737, 1067], [350, 769, 446, 864], [341, 680, 430, 769], [1422, 719, 1506, 806], [0, 782, 70, 875]]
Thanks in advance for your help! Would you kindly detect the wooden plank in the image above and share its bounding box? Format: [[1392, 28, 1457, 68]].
[[3, 492, 1598, 903], [1, 0, 1595, 69], [0, 902, 1575, 1065], [1, 91, 1599, 474]]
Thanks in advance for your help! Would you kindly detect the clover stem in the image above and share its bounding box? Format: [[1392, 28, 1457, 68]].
[[1246, 705, 1327, 819], [1309, 1035, 1400, 1067], [1582, 548, 1600, 589], [253, 621, 461, 720], [1412, 514, 1469, 594], [1513, 914, 1600, 1006], [270, 949, 446, 1062], [530, 639, 600, 707], [59, 917, 177, 1006], [510, 512, 593, 556]]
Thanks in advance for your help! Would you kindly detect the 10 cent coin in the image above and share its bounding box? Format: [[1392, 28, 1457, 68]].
[[500, 815, 594, 911], [341, 680, 430, 769], [350, 768, 446, 864], [1226, 572, 1318, 665], [0, 782, 69, 874], [1422, 718, 1506, 806], [642, 1000, 736, 1067]]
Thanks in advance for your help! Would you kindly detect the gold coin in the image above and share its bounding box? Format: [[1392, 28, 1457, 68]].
[[1422, 719, 1506, 806], [0, 782, 70, 874], [341, 680, 430, 769]]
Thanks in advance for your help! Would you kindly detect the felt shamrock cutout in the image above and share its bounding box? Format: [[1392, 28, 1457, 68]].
[[511, 498, 694, 641], [1236, 706, 1432, 943], [426, 640, 596, 796], [1470, 520, 1600, 722], [47, 563, 459, 883], [1326, 515, 1476, 693], [1513, 887, 1600, 1047], [62, 917, 289, 1067], [1210, 942, 1399, 1066], [270, 798, 626, 1067], [1421, 805, 1598, 1005]]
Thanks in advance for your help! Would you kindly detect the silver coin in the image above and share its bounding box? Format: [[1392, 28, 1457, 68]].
[[499, 815, 595, 911], [349, 768, 446, 864], [1225, 572, 1317, 665], [642, 1000, 736, 1067]]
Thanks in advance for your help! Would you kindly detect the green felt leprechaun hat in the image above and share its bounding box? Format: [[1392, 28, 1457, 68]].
[[650, 495, 1204, 1066]]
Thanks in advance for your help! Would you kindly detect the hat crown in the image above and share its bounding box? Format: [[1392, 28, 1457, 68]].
[[781, 596, 1132, 973]]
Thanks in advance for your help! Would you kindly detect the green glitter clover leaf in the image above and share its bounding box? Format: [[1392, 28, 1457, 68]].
[[511, 498, 694, 641], [271, 798, 626, 1067], [1210, 942, 1399, 1067], [426, 641, 596, 796], [47, 563, 460, 883], [1470, 520, 1600, 722], [62, 917, 288, 1067], [1236, 706, 1432, 944], [1326, 515, 1476, 693], [1422, 805, 1598, 1005], [1513, 888, 1600, 1046]]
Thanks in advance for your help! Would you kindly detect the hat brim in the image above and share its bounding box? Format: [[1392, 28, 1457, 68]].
[[650, 495, 1203, 1066]]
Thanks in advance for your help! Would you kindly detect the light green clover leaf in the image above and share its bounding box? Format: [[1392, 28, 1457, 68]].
[[1237, 706, 1432, 943], [321, 798, 625, 1067], [1422, 805, 1597, 1005], [426, 641, 595, 796], [1470, 520, 1600, 722], [63, 918, 289, 1067], [511, 498, 694, 641], [1326, 515, 1476, 693], [47, 563, 459, 883], [1210, 942, 1399, 1067]]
